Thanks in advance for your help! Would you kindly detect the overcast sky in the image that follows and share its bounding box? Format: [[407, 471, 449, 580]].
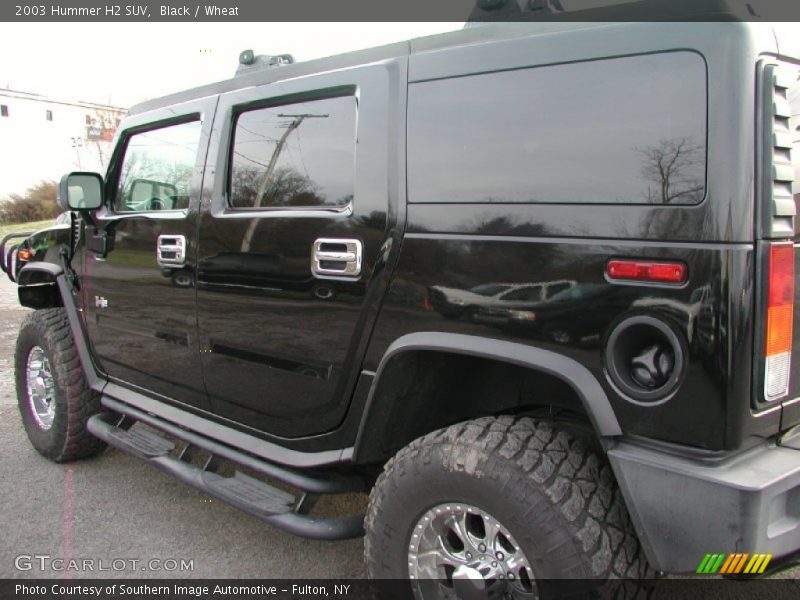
[[0, 22, 462, 108]]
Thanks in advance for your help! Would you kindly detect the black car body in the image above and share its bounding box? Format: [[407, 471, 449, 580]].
[[6, 6, 800, 588]]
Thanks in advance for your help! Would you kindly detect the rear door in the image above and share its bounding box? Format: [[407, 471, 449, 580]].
[[197, 59, 406, 438], [83, 97, 216, 409]]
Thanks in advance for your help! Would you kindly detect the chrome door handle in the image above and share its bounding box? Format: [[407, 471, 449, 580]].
[[311, 238, 362, 278], [157, 234, 186, 267]]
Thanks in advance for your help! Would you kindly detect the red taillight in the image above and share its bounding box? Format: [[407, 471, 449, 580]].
[[768, 244, 795, 308], [765, 243, 794, 400], [606, 259, 687, 284]]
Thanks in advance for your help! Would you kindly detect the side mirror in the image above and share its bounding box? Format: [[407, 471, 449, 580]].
[[58, 172, 104, 211]]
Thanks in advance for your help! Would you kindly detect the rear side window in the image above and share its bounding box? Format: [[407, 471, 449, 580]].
[[115, 120, 201, 212], [229, 96, 356, 209], [408, 51, 707, 205]]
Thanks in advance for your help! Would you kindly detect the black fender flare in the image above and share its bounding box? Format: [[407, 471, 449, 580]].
[[17, 262, 104, 391], [352, 332, 621, 461]]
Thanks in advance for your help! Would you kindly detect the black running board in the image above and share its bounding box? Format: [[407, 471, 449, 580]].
[[100, 395, 364, 494], [87, 412, 365, 541]]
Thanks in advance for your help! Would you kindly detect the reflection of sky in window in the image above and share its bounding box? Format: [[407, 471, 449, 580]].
[[231, 96, 356, 207], [408, 52, 706, 204], [122, 121, 201, 194]]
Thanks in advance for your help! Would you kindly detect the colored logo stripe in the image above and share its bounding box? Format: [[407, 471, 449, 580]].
[[698, 553, 773, 574], [696, 553, 725, 574], [744, 554, 773, 574]]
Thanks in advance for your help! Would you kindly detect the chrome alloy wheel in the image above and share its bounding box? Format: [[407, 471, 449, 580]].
[[26, 346, 56, 430], [408, 503, 537, 600]]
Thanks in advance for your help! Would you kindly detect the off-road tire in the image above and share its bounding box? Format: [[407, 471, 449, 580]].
[[15, 308, 105, 462], [364, 416, 654, 598]]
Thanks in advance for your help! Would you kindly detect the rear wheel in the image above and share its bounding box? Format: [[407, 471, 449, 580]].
[[15, 308, 105, 462], [364, 416, 653, 599]]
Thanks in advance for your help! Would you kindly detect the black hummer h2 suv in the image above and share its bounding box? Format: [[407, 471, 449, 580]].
[[4, 9, 800, 598]]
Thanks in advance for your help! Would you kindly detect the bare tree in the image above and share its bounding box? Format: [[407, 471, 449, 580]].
[[637, 137, 704, 204]]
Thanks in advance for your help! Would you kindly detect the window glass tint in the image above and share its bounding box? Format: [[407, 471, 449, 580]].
[[408, 52, 706, 205], [115, 121, 201, 212], [500, 286, 544, 302], [470, 283, 512, 297], [229, 96, 356, 209], [546, 282, 573, 297]]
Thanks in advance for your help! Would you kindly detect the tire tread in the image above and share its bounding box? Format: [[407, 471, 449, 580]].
[[16, 308, 105, 462], [365, 416, 653, 597]]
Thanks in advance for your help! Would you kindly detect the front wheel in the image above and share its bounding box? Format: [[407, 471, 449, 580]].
[[15, 308, 105, 462], [364, 416, 653, 599]]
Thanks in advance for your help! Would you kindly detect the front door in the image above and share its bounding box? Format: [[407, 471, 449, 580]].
[[197, 59, 406, 438], [83, 97, 217, 409]]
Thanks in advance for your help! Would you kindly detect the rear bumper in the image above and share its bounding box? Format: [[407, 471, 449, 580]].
[[608, 439, 800, 573]]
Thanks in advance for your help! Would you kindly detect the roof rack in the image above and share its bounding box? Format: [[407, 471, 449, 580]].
[[235, 49, 295, 77]]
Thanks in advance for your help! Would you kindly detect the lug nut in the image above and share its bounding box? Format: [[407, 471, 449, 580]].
[[496, 551, 504, 561], [492, 561, 498, 567], [465, 552, 472, 559], [478, 543, 487, 552], [508, 572, 515, 580]]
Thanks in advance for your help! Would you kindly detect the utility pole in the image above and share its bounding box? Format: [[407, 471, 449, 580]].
[[240, 113, 328, 252]]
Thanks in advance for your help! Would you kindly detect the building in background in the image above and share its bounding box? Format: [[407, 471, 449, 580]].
[[0, 89, 127, 198]]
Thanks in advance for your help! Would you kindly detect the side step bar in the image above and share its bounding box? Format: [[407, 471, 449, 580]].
[[101, 395, 363, 494], [87, 412, 365, 541]]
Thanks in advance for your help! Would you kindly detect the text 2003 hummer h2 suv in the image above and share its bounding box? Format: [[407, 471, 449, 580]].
[[4, 8, 800, 598]]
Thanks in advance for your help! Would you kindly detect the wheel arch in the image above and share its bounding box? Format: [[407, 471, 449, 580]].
[[17, 262, 103, 391], [17, 262, 65, 309], [352, 332, 622, 464]]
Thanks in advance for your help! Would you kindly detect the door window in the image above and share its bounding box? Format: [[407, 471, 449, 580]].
[[114, 120, 202, 212], [500, 286, 545, 302], [228, 96, 356, 209]]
